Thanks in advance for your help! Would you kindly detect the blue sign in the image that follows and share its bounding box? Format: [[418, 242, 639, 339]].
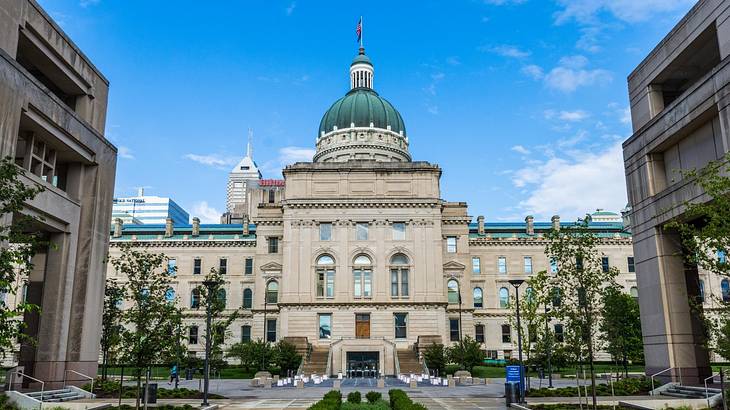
[[506, 365, 521, 382]]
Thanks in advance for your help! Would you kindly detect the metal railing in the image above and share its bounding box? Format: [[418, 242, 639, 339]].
[[650, 367, 682, 395], [63, 370, 94, 396], [704, 369, 728, 408], [9, 371, 45, 409]]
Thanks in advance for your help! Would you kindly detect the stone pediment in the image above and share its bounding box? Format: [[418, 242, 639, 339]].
[[260, 261, 283, 272], [443, 260, 466, 270]]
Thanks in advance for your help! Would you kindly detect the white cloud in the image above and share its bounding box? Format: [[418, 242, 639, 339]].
[[191, 201, 221, 224], [79, 0, 100, 7], [484, 0, 527, 5], [117, 146, 135, 160], [279, 146, 315, 165], [511, 145, 531, 155], [285, 2, 296, 16], [523, 56, 611, 93], [512, 141, 627, 220], [488, 45, 531, 59], [544, 109, 590, 122], [521, 65, 544, 80], [620, 107, 632, 124], [554, 0, 695, 24], [184, 154, 238, 169]]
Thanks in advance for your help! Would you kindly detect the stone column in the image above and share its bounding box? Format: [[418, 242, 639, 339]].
[[165, 217, 173, 237], [113, 218, 123, 238], [635, 228, 711, 384], [192, 217, 200, 237], [525, 215, 534, 236], [477, 216, 485, 235], [551, 215, 560, 231]]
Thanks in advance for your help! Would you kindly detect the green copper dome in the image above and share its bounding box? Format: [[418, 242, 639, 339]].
[[318, 88, 406, 136]]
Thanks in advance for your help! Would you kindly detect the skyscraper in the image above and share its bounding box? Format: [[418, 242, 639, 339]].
[[223, 130, 262, 220]]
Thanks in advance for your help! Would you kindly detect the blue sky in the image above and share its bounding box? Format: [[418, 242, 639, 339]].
[[39, 0, 696, 223]]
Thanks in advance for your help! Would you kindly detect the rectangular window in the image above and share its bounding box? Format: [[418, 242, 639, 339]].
[[189, 326, 199, 345], [317, 269, 335, 298], [446, 237, 457, 253], [241, 325, 251, 343], [602, 256, 610, 273], [319, 314, 332, 339], [245, 258, 253, 275], [524, 256, 532, 274], [266, 319, 277, 342], [498, 257, 507, 274], [486, 350, 498, 360], [472, 257, 481, 274], [354, 270, 362, 298], [475, 325, 485, 343], [356, 223, 369, 241], [393, 223, 406, 240], [401, 269, 409, 297], [628, 256, 635, 272], [391, 270, 398, 297], [501, 324, 511, 343], [394, 313, 407, 339], [268, 190, 275, 203], [268, 237, 279, 254], [554, 324, 564, 343], [167, 259, 177, 276], [550, 258, 558, 274], [363, 271, 372, 297], [449, 318, 460, 342], [193, 258, 202, 275], [576, 257, 584, 271], [320, 223, 332, 241], [390, 268, 409, 297], [219, 258, 227, 275], [720, 250, 728, 264]]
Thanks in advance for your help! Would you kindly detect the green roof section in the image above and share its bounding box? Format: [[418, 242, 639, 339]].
[[318, 88, 406, 137], [110, 223, 256, 241]]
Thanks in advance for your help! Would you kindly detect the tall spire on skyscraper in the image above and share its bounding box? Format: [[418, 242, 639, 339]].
[[247, 128, 253, 159]]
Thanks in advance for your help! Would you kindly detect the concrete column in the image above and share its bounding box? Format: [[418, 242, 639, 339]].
[[636, 228, 711, 384], [192, 217, 200, 237], [477, 216, 485, 235], [113, 218, 123, 238], [551, 215, 560, 231], [165, 217, 173, 237], [525, 215, 534, 236]]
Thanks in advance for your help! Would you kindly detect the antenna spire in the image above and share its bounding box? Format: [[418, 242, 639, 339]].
[[247, 128, 253, 158]]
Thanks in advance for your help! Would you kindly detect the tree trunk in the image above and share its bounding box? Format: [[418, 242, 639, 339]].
[[135, 371, 142, 410]]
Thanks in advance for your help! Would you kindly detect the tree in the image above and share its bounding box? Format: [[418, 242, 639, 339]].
[[599, 286, 643, 377], [0, 157, 44, 358], [273, 340, 302, 376], [545, 217, 619, 410], [108, 245, 183, 410], [447, 336, 485, 372], [100, 279, 125, 380], [226, 340, 275, 373], [423, 343, 446, 376], [195, 269, 239, 372]]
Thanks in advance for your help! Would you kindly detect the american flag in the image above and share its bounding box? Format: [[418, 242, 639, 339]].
[[356, 17, 362, 43]]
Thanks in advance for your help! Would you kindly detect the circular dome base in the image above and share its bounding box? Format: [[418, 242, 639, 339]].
[[314, 128, 410, 163]]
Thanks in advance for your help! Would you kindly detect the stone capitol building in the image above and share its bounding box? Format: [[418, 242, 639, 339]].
[[105, 47, 640, 377]]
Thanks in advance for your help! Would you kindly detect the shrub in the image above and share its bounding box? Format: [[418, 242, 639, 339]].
[[274, 340, 303, 376], [446, 336, 485, 372], [309, 390, 342, 410], [341, 401, 389, 410], [347, 391, 361, 404], [423, 343, 446, 376], [445, 364, 460, 375], [365, 391, 382, 404], [388, 389, 424, 410]]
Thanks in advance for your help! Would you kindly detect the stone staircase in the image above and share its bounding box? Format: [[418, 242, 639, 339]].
[[301, 347, 329, 376], [397, 349, 423, 375], [27, 388, 88, 402], [660, 384, 722, 400]]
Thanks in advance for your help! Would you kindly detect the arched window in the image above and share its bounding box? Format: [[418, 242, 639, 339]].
[[499, 287, 509, 308], [266, 280, 279, 304], [699, 280, 705, 303], [191, 289, 201, 308], [243, 288, 253, 309], [722, 279, 730, 303], [525, 287, 534, 302], [629, 286, 639, 299], [390, 253, 409, 297], [447, 279, 460, 304], [316, 254, 335, 298], [353, 255, 372, 298], [217, 289, 227, 307], [165, 288, 176, 303], [473, 287, 483, 308]]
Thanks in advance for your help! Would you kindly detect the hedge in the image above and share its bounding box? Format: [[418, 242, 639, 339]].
[[388, 389, 428, 410]]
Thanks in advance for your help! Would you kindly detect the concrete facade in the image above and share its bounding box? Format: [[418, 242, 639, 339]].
[[623, 0, 730, 383], [0, 0, 116, 386]]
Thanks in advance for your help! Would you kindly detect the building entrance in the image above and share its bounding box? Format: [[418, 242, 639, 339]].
[[346, 352, 379, 378]]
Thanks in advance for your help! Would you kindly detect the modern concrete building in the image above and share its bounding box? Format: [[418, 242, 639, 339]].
[[0, 0, 116, 385], [623, 0, 730, 384], [223, 130, 262, 219], [112, 189, 189, 225], [103, 48, 640, 377]]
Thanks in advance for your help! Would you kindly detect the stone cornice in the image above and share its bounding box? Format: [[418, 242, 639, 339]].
[[109, 240, 255, 248], [283, 199, 441, 209], [277, 301, 448, 309], [468, 237, 633, 247]]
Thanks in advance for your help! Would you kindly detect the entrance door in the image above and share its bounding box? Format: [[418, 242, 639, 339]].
[[346, 352, 379, 378], [355, 313, 370, 339]]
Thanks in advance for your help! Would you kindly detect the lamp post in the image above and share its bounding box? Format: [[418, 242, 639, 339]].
[[458, 286, 463, 341], [201, 279, 219, 407], [262, 289, 268, 370], [509, 279, 526, 403], [544, 305, 553, 388]]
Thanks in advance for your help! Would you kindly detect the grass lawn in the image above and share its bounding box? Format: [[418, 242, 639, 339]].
[[102, 366, 256, 380]]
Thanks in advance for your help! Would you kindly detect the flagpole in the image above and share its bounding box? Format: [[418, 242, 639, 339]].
[[360, 16, 363, 48]]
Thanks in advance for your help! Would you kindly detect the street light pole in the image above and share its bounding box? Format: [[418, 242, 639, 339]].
[[545, 305, 553, 388], [458, 286, 463, 341], [201, 279, 218, 407], [509, 279, 526, 403]]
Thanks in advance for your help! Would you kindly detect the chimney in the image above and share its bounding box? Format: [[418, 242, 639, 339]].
[[113, 218, 123, 238], [243, 214, 250, 235], [165, 217, 174, 238], [192, 217, 200, 237], [551, 215, 560, 231], [525, 215, 534, 236], [477, 216, 485, 235]]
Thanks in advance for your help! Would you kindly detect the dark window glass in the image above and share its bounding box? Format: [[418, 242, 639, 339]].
[[241, 325, 251, 342], [189, 326, 199, 344], [268, 190, 275, 203], [554, 324, 564, 343], [191, 289, 200, 308], [193, 258, 202, 275], [266, 319, 277, 342], [245, 258, 253, 275], [450, 318, 460, 341], [243, 288, 252, 309], [475, 325, 485, 343], [628, 257, 635, 272], [394, 313, 407, 339], [219, 258, 227, 275], [268, 237, 279, 254], [502, 324, 511, 343], [602, 257, 609, 273]]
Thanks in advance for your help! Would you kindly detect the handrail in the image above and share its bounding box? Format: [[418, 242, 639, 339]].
[[9, 371, 45, 409], [382, 338, 399, 376], [63, 369, 94, 395], [650, 367, 682, 395], [703, 369, 729, 408]]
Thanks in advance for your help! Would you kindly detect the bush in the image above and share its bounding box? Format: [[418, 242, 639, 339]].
[[309, 390, 342, 410], [445, 364, 460, 375], [347, 391, 361, 404], [388, 389, 425, 410], [526, 377, 654, 397], [365, 391, 382, 404], [423, 343, 446, 376], [446, 336, 485, 372], [274, 340, 302, 376], [341, 401, 389, 410]]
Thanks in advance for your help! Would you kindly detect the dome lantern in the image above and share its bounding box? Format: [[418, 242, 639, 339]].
[[350, 47, 374, 89]]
